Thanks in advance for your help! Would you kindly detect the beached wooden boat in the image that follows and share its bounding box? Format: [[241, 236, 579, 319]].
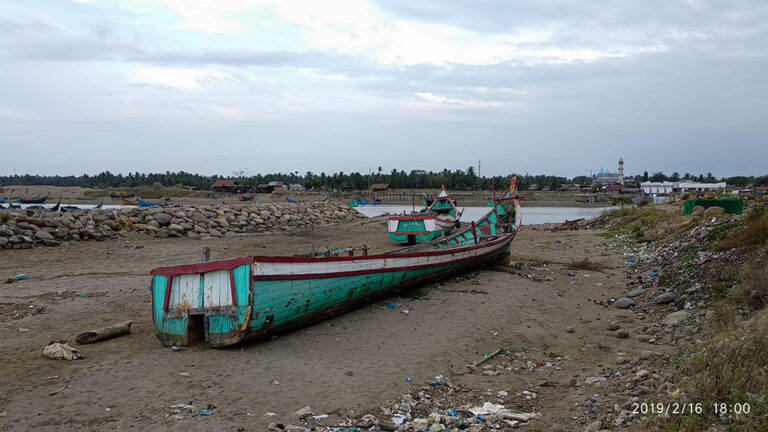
[[4, 199, 20, 210], [121, 198, 139, 206], [347, 197, 382, 207], [149, 179, 522, 348], [111, 193, 136, 200], [17, 193, 49, 204], [239, 194, 256, 202], [51, 196, 62, 211], [388, 187, 462, 244], [60, 198, 103, 212], [137, 198, 169, 208]]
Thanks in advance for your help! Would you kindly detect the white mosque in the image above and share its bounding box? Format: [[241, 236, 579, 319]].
[[594, 158, 625, 185]]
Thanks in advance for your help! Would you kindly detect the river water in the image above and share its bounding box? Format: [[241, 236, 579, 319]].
[[353, 205, 613, 225]]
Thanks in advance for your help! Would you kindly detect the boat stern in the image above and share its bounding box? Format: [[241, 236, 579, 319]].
[[150, 257, 254, 348]]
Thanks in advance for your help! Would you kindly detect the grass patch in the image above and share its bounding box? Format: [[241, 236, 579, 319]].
[[713, 207, 768, 251], [710, 264, 768, 331], [0, 211, 11, 223], [568, 258, 609, 273], [659, 306, 768, 430], [704, 221, 741, 244], [84, 183, 194, 199]]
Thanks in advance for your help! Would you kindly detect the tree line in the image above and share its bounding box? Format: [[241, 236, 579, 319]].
[[1, 168, 767, 191]]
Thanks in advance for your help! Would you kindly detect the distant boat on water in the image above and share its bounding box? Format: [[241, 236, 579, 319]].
[[137, 198, 170, 208], [348, 197, 382, 207]]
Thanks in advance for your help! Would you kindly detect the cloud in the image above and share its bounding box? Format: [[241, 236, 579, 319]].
[[1, 1, 768, 177]]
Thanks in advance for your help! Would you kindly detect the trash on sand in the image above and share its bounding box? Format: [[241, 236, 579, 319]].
[[382, 301, 397, 309], [75, 320, 133, 345], [406, 376, 412, 382], [391, 413, 409, 426], [171, 345, 180, 351], [624, 259, 637, 264], [199, 410, 214, 416], [566, 273, 576, 277], [312, 414, 329, 420], [170, 404, 195, 412], [15, 274, 27, 280], [650, 272, 659, 277], [467, 403, 540, 422], [43, 343, 84, 361], [292, 405, 313, 418]]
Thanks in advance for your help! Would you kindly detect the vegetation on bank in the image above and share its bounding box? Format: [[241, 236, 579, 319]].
[[81, 183, 197, 199], [598, 204, 768, 431], [3, 169, 768, 192]]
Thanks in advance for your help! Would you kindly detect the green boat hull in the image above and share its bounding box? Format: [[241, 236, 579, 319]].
[[150, 179, 522, 348]]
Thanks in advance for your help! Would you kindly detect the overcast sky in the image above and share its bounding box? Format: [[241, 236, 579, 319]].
[[1, 0, 766, 178]]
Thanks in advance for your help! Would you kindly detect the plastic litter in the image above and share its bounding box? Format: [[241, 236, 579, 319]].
[[445, 409, 457, 417], [382, 301, 397, 309], [405, 377, 412, 382], [43, 343, 84, 361], [15, 274, 27, 280], [170, 404, 195, 412], [391, 413, 408, 426], [199, 410, 213, 416]]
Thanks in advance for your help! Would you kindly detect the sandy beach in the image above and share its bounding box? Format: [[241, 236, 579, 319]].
[[0, 211, 665, 431]]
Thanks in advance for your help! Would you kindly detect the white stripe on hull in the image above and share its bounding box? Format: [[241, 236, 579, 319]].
[[253, 237, 510, 277]]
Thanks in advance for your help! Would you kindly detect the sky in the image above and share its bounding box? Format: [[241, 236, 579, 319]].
[[1, 0, 767, 179]]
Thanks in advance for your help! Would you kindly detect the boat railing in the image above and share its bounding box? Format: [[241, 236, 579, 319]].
[[303, 245, 369, 259]]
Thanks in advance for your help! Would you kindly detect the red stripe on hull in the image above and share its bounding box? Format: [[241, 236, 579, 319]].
[[152, 257, 254, 277], [253, 234, 515, 281], [253, 234, 513, 264]]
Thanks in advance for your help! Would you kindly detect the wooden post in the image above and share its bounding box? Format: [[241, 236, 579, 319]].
[[75, 320, 133, 345], [310, 224, 315, 257]]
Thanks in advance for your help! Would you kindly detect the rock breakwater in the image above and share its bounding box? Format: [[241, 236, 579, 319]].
[[0, 203, 365, 249]]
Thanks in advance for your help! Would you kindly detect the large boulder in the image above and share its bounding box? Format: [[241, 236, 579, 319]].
[[663, 311, 691, 325], [704, 206, 725, 218], [34, 230, 55, 241], [152, 213, 172, 226]]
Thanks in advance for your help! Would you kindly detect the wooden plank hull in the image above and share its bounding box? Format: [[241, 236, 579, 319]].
[[149, 179, 522, 348], [150, 234, 514, 347]]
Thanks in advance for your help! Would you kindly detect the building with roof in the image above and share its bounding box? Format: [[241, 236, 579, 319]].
[[211, 180, 240, 193], [593, 158, 625, 185], [641, 181, 726, 196], [370, 183, 394, 191]]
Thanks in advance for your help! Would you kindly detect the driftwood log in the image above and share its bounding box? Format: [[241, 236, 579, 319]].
[[75, 320, 133, 345]]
